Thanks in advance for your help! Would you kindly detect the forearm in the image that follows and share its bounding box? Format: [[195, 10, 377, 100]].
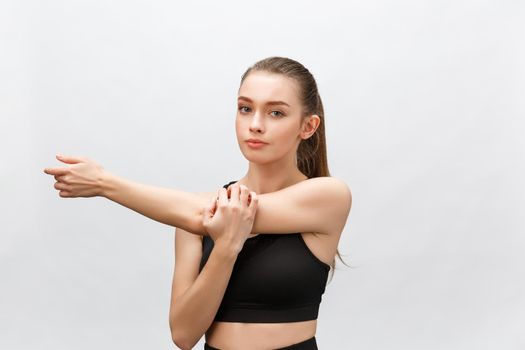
[[170, 242, 238, 349], [100, 171, 207, 234]]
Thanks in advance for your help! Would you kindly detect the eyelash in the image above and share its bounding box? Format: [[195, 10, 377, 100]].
[[238, 106, 285, 117]]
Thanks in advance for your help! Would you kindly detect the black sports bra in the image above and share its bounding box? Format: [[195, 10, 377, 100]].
[[199, 180, 331, 323]]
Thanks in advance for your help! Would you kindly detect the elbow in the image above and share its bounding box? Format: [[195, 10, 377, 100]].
[[172, 340, 191, 350], [171, 320, 200, 350], [190, 207, 208, 236], [171, 329, 193, 350], [170, 319, 183, 349], [187, 192, 214, 236], [192, 217, 207, 237]]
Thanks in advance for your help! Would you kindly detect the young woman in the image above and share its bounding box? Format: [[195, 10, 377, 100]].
[[43, 56, 352, 350]]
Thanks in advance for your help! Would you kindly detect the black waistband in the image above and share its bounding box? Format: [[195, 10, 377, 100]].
[[204, 335, 317, 350]]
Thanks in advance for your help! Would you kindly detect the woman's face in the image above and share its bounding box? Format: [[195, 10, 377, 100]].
[[235, 71, 305, 164]]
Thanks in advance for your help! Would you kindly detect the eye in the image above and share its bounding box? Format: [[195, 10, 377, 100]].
[[238, 106, 250, 113], [270, 110, 285, 117]]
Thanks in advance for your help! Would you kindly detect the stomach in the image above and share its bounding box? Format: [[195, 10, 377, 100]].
[[205, 319, 317, 349]]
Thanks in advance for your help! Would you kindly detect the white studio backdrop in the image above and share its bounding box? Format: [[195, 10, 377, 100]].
[[1, 0, 523, 349]]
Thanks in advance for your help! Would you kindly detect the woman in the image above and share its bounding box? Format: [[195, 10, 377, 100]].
[[43, 56, 352, 349]]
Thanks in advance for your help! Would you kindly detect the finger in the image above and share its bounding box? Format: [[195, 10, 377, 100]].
[[54, 175, 69, 184], [203, 196, 217, 224], [248, 191, 258, 210], [209, 194, 217, 215], [229, 184, 240, 205], [239, 184, 249, 206], [59, 190, 72, 198], [217, 188, 229, 207], [54, 182, 71, 191], [56, 154, 85, 164], [44, 167, 69, 176]]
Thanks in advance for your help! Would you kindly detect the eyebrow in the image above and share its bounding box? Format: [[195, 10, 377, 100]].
[[237, 96, 290, 107]]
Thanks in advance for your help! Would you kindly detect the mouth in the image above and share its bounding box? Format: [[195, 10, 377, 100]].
[[245, 139, 267, 144], [245, 140, 268, 148]]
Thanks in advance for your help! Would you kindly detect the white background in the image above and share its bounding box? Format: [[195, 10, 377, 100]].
[[1, 0, 523, 349]]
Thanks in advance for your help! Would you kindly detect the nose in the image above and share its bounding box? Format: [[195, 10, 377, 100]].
[[249, 112, 265, 133]]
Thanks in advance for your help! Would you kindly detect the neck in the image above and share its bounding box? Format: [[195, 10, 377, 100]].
[[235, 155, 308, 194]]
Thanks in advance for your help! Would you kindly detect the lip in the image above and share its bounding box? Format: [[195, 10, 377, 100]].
[[246, 140, 268, 149], [246, 139, 267, 144]]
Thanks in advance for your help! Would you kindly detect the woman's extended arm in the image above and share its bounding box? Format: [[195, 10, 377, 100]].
[[45, 155, 351, 237], [101, 173, 351, 237], [100, 171, 208, 234], [43, 155, 209, 234]]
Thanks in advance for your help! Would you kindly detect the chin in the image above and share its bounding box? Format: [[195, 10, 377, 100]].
[[240, 149, 274, 165]]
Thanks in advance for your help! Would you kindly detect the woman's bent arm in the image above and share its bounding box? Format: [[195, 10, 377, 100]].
[[170, 239, 238, 349], [100, 171, 208, 234]]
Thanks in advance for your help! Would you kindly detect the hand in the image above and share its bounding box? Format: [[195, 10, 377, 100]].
[[43, 154, 106, 198], [202, 183, 258, 253]]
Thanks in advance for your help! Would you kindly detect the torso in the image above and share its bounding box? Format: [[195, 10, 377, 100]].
[[202, 225, 339, 346], [200, 184, 342, 349]]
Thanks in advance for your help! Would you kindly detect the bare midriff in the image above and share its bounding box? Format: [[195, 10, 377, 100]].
[[205, 319, 317, 349]]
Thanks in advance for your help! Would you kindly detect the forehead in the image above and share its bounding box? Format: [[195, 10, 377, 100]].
[[238, 71, 300, 105]]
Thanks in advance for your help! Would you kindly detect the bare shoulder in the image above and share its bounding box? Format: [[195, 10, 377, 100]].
[[307, 176, 352, 204], [302, 176, 352, 231], [290, 176, 352, 220], [248, 176, 352, 236]]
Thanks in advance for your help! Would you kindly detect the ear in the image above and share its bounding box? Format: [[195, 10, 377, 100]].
[[300, 115, 321, 140]]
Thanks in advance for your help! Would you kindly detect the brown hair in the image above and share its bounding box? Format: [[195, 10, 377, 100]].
[[239, 56, 350, 281]]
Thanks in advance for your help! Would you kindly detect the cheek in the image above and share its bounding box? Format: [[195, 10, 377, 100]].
[[279, 121, 301, 139], [272, 127, 300, 149], [235, 118, 242, 136]]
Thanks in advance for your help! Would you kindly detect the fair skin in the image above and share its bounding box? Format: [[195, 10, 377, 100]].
[[171, 72, 350, 349], [197, 71, 345, 349], [42, 71, 352, 349]]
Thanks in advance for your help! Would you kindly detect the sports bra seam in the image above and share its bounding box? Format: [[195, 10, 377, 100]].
[[219, 301, 320, 310]]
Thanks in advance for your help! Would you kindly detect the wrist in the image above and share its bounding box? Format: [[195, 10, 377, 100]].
[[214, 238, 242, 258], [98, 170, 117, 198]]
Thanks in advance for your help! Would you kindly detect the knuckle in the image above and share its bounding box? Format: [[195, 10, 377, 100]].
[[230, 204, 241, 211]]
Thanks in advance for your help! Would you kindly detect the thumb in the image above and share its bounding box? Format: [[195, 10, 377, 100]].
[[203, 195, 217, 223], [56, 154, 87, 164], [56, 154, 85, 164], [248, 191, 258, 209]]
